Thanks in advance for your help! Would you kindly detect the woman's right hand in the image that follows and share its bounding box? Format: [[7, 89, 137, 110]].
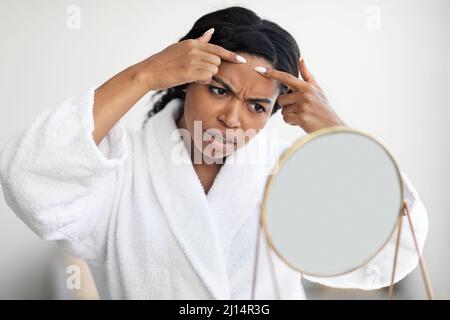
[[136, 28, 247, 91]]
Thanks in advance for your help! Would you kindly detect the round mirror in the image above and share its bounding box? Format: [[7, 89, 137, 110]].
[[261, 126, 403, 277]]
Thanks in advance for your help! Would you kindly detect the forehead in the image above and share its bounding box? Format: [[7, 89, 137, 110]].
[[215, 53, 280, 98]]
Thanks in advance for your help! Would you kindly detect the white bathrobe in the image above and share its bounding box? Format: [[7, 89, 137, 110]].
[[0, 87, 429, 299]]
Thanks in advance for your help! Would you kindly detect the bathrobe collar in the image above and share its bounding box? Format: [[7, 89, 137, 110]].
[[143, 98, 279, 299]]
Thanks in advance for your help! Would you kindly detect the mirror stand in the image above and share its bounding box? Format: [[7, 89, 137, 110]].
[[388, 201, 435, 300]]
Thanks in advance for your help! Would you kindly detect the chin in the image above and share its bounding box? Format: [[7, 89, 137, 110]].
[[200, 145, 235, 163]]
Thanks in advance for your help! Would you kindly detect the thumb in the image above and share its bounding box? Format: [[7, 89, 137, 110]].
[[299, 57, 320, 88], [197, 27, 215, 43]]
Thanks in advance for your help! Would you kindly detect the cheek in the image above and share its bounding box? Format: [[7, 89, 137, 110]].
[[238, 116, 269, 145], [185, 89, 218, 123], [242, 114, 270, 132]]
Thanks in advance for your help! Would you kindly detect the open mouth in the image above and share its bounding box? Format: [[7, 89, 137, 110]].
[[204, 130, 237, 148]]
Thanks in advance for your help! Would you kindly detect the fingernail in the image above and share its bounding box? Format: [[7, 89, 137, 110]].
[[236, 55, 247, 63], [254, 66, 267, 73], [204, 28, 215, 36]]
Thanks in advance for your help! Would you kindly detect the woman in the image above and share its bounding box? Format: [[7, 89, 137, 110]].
[[0, 6, 428, 299]]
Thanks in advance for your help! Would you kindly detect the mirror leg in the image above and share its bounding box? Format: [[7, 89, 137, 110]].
[[388, 204, 404, 299], [403, 201, 435, 300]]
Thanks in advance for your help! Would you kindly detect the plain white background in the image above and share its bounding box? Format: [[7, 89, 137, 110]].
[[0, 0, 448, 299]]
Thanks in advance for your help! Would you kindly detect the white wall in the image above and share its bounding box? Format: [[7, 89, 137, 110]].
[[0, 0, 448, 299]]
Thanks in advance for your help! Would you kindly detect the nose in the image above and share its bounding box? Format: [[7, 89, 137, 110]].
[[218, 99, 242, 129]]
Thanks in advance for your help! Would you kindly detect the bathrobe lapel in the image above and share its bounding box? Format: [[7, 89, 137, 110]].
[[206, 128, 276, 258], [144, 98, 281, 299], [144, 99, 230, 299]]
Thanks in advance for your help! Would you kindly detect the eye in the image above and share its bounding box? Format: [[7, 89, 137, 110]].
[[209, 86, 228, 97], [248, 103, 267, 114]]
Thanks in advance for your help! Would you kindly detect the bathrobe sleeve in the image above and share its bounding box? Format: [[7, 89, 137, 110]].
[[0, 87, 128, 260], [302, 172, 429, 290]]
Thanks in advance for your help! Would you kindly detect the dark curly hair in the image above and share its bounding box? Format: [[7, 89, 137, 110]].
[[143, 6, 300, 128]]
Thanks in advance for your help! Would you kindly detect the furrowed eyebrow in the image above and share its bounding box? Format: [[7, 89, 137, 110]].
[[211, 76, 273, 104]]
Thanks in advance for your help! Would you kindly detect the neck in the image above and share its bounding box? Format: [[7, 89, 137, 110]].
[[176, 112, 223, 194]]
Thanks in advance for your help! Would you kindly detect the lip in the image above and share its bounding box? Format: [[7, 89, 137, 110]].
[[204, 130, 237, 146]]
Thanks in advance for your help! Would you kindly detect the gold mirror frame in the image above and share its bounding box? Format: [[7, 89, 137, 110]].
[[251, 126, 435, 300]]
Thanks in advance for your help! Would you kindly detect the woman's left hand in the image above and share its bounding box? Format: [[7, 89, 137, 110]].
[[255, 57, 346, 133]]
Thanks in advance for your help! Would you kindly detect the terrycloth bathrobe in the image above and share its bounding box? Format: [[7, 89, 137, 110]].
[[0, 87, 429, 299]]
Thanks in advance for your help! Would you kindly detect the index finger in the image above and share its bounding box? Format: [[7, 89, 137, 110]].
[[202, 43, 246, 64], [256, 66, 308, 91]]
